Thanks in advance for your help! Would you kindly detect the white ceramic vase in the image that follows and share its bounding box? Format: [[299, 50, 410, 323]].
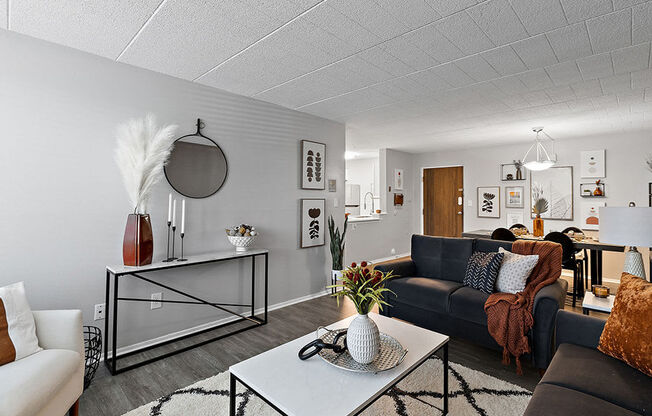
[[347, 313, 380, 364]]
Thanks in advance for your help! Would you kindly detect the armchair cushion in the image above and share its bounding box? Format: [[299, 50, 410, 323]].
[[0, 282, 41, 365]]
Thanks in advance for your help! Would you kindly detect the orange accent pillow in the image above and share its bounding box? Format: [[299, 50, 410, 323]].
[[598, 273, 652, 377]]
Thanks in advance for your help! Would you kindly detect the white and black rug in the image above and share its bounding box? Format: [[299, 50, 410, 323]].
[[124, 357, 531, 416]]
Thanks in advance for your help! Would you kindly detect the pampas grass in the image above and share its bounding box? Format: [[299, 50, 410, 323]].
[[115, 114, 178, 214]]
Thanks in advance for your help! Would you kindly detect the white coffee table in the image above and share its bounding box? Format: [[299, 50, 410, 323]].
[[582, 292, 615, 315], [229, 313, 449, 416]]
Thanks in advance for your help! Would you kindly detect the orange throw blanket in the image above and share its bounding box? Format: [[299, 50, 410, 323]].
[[484, 240, 562, 374]]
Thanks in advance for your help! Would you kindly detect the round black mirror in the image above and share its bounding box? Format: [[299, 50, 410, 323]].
[[164, 119, 228, 198]]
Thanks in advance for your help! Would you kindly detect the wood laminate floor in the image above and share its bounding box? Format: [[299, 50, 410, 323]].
[[80, 294, 599, 416]]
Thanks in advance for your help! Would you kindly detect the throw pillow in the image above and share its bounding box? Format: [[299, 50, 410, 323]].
[[598, 273, 652, 377], [463, 251, 505, 294], [494, 247, 539, 294], [0, 282, 41, 366]]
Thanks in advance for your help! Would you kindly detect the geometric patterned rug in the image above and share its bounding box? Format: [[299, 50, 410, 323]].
[[123, 357, 531, 416]]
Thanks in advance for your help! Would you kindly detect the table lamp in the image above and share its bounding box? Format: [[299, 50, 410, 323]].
[[599, 207, 652, 279]]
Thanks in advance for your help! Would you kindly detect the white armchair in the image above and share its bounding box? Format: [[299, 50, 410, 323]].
[[0, 310, 84, 416]]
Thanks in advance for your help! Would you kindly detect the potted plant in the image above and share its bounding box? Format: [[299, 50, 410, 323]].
[[531, 184, 549, 237], [329, 262, 395, 364], [327, 215, 347, 291], [115, 114, 177, 266]]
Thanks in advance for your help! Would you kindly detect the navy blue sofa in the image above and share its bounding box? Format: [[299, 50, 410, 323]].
[[374, 234, 568, 370]]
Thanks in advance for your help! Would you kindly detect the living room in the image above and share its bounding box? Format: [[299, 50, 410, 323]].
[[0, 1, 651, 416]]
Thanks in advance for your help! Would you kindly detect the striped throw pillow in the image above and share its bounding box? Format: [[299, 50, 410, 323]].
[[463, 251, 505, 294], [0, 282, 41, 366]]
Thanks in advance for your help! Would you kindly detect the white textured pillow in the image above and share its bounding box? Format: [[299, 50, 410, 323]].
[[495, 247, 539, 294], [0, 282, 41, 366]]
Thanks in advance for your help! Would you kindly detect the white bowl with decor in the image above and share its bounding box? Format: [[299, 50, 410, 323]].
[[228, 235, 256, 252]]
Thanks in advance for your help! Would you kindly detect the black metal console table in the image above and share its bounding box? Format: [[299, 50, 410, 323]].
[[104, 249, 269, 375]]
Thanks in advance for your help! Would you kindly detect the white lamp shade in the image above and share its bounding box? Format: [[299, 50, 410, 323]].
[[599, 207, 652, 247]]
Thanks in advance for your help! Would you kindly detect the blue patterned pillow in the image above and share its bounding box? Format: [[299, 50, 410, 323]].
[[463, 251, 505, 294]]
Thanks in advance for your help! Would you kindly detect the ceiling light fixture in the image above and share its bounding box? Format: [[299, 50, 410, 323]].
[[522, 127, 557, 171]]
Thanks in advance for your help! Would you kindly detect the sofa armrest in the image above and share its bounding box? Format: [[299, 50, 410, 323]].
[[531, 279, 567, 368], [32, 310, 84, 356], [373, 259, 416, 278], [555, 309, 605, 350]]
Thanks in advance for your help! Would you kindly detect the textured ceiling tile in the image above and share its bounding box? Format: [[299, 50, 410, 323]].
[[545, 61, 583, 85], [632, 2, 652, 44], [545, 85, 577, 102], [512, 35, 559, 69], [240, 0, 319, 22], [425, 0, 477, 17], [611, 43, 651, 74], [407, 69, 453, 91], [429, 62, 476, 86], [382, 35, 442, 70], [510, 0, 567, 36], [434, 11, 494, 54], [466, 0, 528, 45], [374, 0, 442, 28], [632, 69, 652, 89], [492, 75, 530, 95], [455, 55, 501, 81], [0, 0, 6, 29], [577, 53, 614, 80], [522, 91, 553, 106], [546, 23, 593, 62], [519, 68, 554, 90], [600, 73, 632, 94], [337, 55, 394, 84], [357, 45, 414, 77], [586, 9, 632, 54], [306, 5, 381, 52], [501, 94, 531, 109], [9, 0, 162, 58], [560, 0, 613, 24], [615, 0, 648, 10], [403, 25, 463, 62], [481, 46, 528, 76], [329, 0, 407, 39]]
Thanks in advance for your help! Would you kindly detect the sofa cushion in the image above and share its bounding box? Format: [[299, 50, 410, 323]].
[[474, 238, 513, 253], [524, 383, 639, 416], [386, 277, 462, 313], [463, 251, 504, 294], [495, 247, 538, 293], [0, 349, 81, 416], [541, 343, 652, 415], [449, 286, 489, 326], [411, 235, 474, 282]]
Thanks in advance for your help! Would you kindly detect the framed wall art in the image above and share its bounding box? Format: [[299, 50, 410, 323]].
[[530, 166, 573, 220], [580, 150, 605, 178], [394, 169, 404, 190], [505, 186, 524, 208], [506, 210, 524, 228], [581, 201, 605, 230], [477, 186, 500, 218], [301, 140, 325, 190], [300, 198, 325, 248]]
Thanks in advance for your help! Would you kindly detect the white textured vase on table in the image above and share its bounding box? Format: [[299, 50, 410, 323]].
[[347, 314, 380, 364], [228, 235, 256, 252]]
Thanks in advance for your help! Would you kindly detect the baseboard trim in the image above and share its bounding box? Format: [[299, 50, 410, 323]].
[[103, 289, 329, 361]]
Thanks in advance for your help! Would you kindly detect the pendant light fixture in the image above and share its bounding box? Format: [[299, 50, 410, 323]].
[[523, 127, 557, 171]]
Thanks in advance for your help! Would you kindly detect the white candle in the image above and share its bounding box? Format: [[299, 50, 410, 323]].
[[181, 200, 186, 234], [167, 194, 172, 223], [172, 200, 177, 228]]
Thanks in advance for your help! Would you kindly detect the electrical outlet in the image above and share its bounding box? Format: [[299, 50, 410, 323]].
[[151, 293, 162, 310], [94, 304, 105, 321]]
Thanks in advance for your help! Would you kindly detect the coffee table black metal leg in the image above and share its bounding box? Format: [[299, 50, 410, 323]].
[[230, 373, 236, 416], [443, 343, 448, 415]]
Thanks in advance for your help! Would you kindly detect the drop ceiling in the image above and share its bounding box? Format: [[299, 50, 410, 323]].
[[3, 0, 652, 153]]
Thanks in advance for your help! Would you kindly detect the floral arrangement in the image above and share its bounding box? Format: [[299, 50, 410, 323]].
[[225, 224, 258, 237], [329, 261, 395, 315]]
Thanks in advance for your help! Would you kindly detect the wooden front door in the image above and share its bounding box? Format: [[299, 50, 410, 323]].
[[423, 167, 464, 237]]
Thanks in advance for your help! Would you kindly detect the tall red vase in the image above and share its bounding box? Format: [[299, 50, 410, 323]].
[[123, 214, 153, 266]]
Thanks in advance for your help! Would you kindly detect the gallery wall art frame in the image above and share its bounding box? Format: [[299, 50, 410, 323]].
[[580, 149, 606, 178], [530, 166, 574, 220], [394, 168, 404, 190], [477, 186, 500, 218], [301, 140, 325, 190], [506, 210, 525, 228], [505, 186, 524, 208], [300, 198, 325, 248], [581, 201, 605, 231]]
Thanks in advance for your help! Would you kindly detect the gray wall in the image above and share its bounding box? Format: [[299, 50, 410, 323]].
[[0, 31, 345, 348]]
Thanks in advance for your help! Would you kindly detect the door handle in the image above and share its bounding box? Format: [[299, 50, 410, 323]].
[[457, 211, 463, 215]]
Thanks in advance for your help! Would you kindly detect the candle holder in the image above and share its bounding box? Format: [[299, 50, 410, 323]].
[[168, 226, 178, 261], [162, 221, 174, 262], [177, 232, 187, 262]]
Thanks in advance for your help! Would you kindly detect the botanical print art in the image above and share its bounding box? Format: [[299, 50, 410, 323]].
[[301, 199, 325, 248], [530, 166, 573, 220], [301, 140, 325, 189], [478, 186, 500, 218]]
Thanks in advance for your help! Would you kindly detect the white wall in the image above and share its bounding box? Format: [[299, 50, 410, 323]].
[[412, 131, 652, 279], [345, 149, 413, 264], [0, 31, 345, 348]]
